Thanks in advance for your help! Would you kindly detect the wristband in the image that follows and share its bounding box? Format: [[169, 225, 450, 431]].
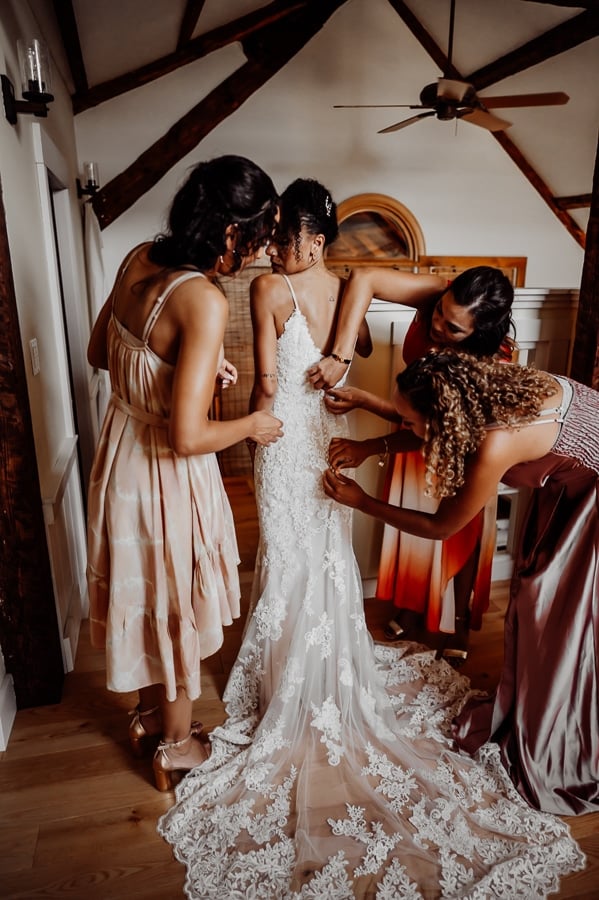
[[330, 352, 352, 366]]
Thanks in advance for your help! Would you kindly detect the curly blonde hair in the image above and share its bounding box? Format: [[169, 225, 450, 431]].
[[395, 350, 559, 498]]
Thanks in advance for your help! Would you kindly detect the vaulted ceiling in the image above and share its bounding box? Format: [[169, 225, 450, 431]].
[[42, 0, 598, 245]]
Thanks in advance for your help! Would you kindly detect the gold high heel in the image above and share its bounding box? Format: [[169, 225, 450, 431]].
[[152, 732, 210, 792], [128, 706, 206, 758], [440, 613, 470, 669], [128, 705, 160, 758]]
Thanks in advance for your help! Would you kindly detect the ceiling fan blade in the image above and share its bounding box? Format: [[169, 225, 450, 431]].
[[459, 108, 512, 131], [333, 104, 424, 109], [437, 78, 475, 103], [378, 111, 436, 134], [481, 91, 569, 109]]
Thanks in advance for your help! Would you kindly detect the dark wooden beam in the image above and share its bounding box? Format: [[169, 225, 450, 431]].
[[0, 182, 64, 708], [466, 9, 599, 92], [570, 129, 599, 385], [73, 0, 311, 113], [492, 130, 585, 247], [384, 0, 462, 79], [177, 0, 206, 50], [91, 0, 348, 229], [555, 193, 592, 210], [52, 0, 88, 93]]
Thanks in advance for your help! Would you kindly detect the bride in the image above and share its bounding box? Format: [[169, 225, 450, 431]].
[[158, 179, 583, 897]]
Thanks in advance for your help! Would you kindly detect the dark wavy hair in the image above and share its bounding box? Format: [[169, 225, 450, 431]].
[[395, 349, 558, 498], [275, 178, 339, 259], [422, 266, 515, 358], [148, 155, 279, 274]]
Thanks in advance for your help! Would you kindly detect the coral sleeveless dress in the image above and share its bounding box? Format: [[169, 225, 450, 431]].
[[376, 314, 497, 632], [87, 269, 240, 702]]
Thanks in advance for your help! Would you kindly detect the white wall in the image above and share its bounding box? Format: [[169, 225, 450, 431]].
[[73, 0, 591, 290], [0, 2, 90, 488], [0, 2, 90, 688]]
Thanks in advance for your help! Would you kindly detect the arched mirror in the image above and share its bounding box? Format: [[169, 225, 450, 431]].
[[326, 193, 425, 274]]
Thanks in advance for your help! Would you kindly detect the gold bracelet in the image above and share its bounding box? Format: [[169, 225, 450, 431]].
[[378, 436, 389, 468], [330, 352, 352, 366]]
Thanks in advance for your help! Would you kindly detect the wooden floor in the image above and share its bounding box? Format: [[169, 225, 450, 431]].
[[1, 476, 597, 899]]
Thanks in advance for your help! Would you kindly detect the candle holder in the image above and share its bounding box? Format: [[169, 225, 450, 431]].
[[2, 38, 54, 125], [77, 162, 100, 199]]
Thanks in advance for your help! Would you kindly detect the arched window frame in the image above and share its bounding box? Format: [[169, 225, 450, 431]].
[[326, 193, 425, 273]]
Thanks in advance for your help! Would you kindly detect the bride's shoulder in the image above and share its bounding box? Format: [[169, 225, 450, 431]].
[[250, 272, 292, 316], [251, 271, 287, 297]]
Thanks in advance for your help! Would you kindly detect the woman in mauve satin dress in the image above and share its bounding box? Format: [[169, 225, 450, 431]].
[[325, 348, 599, 816]]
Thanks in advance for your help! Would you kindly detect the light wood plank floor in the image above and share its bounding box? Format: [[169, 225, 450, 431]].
[[1, 476, 597, 899]]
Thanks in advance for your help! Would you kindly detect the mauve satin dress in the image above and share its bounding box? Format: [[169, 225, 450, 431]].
[[454, 375, 599, 815]]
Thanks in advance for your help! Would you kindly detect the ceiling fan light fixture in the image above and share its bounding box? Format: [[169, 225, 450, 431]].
[[436, 100, 457, 121]]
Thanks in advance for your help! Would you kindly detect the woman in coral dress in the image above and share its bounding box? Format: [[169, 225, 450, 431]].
[[314, 265, 514, 662], [86, 155, 282, 790]]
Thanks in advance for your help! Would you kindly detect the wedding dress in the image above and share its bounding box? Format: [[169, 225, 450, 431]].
[[158, 278, 584, 898]]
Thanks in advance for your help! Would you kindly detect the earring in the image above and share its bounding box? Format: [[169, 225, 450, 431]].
[[219, 255, 224, 264]]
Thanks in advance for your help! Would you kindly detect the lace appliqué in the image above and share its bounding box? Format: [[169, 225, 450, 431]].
[[311, 695, 344, 765]]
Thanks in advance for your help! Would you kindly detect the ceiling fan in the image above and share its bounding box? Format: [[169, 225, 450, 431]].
[[334, 0, 569, 134]]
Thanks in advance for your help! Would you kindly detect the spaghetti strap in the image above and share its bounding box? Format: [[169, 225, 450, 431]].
[[281, 273, 300, 311], [142, 271, 206, 342], [112, 244, 145, 311]]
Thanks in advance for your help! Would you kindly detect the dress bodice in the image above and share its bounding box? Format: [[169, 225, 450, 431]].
[[502, 376, 599, 488], [106, 271, 206, 419], [255, 274, 351, 564]]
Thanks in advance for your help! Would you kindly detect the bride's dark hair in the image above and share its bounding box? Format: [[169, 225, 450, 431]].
[[396, 349, 558, 498], [148, 155, 279, 274], [276, 178, 339, 260]]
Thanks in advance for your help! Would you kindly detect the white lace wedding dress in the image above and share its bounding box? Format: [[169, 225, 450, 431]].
[[158, 280, 584, 898]]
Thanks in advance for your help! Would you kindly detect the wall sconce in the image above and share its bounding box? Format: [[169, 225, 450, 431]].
[[1, 38, 54, 125], [77, 162, 100, 199]]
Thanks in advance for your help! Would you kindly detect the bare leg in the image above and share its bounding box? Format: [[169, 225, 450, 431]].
[[453, 551, 477, 630], [138, 684, 161, 711], [157, 685, 194, 743], [441, 550, 478, 666], [153, 686, 209, 790], [135, 685, 162, 737]]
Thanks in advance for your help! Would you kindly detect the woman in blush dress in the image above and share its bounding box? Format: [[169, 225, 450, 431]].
[[157, 185, 584, 898], [86, 155, 282, 791], [326, 347, 599, 817]]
